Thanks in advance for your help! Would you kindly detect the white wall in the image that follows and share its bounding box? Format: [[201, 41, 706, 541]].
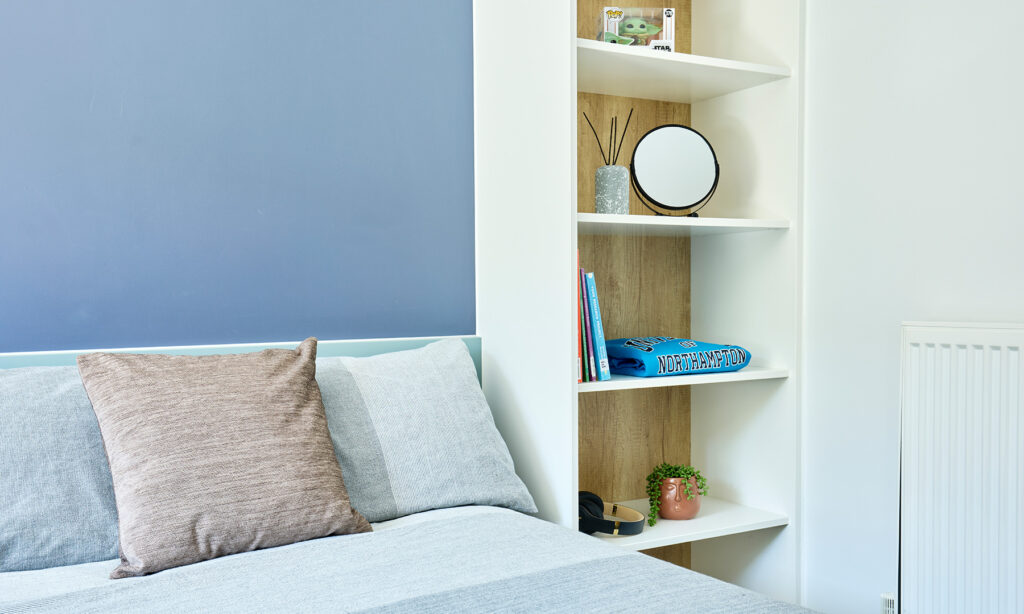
[[803, 2, 1024, 612]]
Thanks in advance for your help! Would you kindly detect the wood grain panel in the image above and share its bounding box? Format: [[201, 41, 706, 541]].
[[579, 234, 690, 342], [577, 0, 696, 568], [578, 232, 691, 566], [644, 543, 691, 568], [577, 0, 691, 52], [578, 386, 690, 500], [577, 0, 693, 571]]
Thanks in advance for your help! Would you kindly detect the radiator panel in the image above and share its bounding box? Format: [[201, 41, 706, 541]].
[[901, 324, 1023, 613]]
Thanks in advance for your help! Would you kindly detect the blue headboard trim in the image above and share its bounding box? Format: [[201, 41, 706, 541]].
[[0, 336, 482, 379]]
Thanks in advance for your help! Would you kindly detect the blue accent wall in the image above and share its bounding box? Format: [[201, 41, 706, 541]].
[[0, 1, 475, 352]]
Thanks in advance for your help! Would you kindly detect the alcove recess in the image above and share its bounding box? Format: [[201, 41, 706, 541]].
[[576, 0, 693, 568]]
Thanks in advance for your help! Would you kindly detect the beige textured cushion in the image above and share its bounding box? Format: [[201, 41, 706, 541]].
[[77, 338, 371, 578]]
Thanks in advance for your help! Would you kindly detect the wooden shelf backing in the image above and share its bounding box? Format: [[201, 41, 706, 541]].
[[594, 497, 788, 551], [576, 38, 789, 104], [578, 366, 788, 393], [577, 212, 789, 237]]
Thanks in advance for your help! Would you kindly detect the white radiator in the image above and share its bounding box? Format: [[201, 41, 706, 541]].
[[900, 323, 1024, 613]]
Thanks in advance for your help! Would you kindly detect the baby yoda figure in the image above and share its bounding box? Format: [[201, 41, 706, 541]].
[[601, 31, 634, 45], [617, 16, 662, 45]]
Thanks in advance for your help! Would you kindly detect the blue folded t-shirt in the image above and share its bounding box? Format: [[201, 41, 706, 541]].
[[605, 336, 751, 377]]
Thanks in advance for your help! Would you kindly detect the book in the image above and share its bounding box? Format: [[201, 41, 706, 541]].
[[576, 251, 582, 383], [581, 270, 589, 384], [580, 267, 597, 381], [586, 272, 611, 381]]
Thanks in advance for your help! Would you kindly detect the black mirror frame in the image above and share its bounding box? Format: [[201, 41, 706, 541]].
[[629, 124, 720, 217]]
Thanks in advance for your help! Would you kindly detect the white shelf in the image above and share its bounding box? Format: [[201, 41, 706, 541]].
[[577, 212, 789, 237], [593, 497, 788, 550], [577, 38, 789, 104], [578, 366, 788, 393]]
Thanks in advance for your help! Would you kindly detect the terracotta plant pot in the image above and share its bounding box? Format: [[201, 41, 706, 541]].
[[658, 477, 701, 520]]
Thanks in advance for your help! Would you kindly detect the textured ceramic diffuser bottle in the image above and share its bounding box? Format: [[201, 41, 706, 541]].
[[583, 108, 634, 215], [595, 165, 629, 214]]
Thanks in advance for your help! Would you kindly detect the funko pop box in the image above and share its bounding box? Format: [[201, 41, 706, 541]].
[[598, 7, 675, 51]]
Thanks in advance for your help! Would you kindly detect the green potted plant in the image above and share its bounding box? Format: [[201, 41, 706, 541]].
[[645, 462, 709, 525]]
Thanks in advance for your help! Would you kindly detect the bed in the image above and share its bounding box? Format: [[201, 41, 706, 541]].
[[0, 336, 808, 613], [0, 506, 804, 613]]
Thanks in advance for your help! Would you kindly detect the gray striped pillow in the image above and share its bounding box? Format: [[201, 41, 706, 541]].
[[316, 339, 536, 522]]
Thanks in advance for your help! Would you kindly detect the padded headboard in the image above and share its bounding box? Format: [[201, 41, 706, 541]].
[[0, 336, 482, 380]]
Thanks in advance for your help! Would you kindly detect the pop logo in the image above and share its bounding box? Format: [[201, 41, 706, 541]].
[[605, 8, 624, 22]]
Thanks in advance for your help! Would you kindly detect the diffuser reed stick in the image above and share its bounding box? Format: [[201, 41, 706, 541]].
[[583, 109, 635, 166], [582, 112, 609, 165], [613, 109, 633, 165], [609, 119, 615, 165]]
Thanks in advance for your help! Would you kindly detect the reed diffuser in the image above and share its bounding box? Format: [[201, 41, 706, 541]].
[[584, 108, 633, 215]]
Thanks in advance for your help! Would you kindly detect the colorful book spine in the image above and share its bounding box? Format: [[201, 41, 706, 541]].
[[580, 268, 597, 381], [576, 252, 582, 383], [581, 276, 589, 380], [586, 272, 611, 381], [581, 270, 589, 380]]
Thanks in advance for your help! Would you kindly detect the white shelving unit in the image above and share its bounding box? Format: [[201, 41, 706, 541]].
[[475, 0, 804, 603], [577, 38, 789, 104], [594, 497, 789, 550], [578, 366, 789, 393], [577, 212, 789, 237]]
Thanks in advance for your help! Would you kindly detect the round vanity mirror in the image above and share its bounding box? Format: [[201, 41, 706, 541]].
[[630, 124, 719, 216]]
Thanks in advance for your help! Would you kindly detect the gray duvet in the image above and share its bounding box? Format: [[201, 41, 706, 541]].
[[0, 506, 809, 613]]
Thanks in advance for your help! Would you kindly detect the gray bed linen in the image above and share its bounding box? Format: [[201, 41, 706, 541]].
[[0, 507, 810, 614], [316, 339, 536, 522], [0, 366, 118, 571]]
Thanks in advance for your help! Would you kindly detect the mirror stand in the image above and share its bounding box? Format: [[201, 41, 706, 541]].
[[631, 172, 718, 217]]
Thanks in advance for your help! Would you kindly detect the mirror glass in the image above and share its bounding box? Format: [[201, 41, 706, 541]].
[[631, 125, 718, 212]]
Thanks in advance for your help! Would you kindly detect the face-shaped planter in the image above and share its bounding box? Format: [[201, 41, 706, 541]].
[[658, 477, 701, 520]]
